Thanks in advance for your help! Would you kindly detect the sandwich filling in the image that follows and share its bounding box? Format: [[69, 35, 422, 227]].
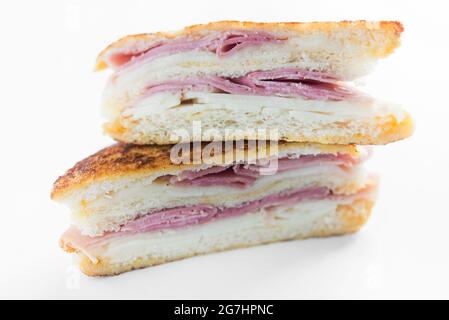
[[61, 183, 375, 264], [102, 30, 377, 117], [162, 152, 359, 188], [140, 69, 361, 102], [107, 30, 286, 70], [117, 67, 383, 122]]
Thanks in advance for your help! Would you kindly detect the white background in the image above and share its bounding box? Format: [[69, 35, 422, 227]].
[[0, 0, 448, 299]]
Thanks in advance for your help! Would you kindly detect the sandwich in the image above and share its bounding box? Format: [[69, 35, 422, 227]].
[[96, 20, 413, 145], [52, 141, 377, 276]]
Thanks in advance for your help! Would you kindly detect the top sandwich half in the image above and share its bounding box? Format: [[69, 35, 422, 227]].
[[96, 20, 413, 145]]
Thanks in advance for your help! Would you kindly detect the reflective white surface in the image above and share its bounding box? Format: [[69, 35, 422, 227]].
[[0, 0, 448, 299]]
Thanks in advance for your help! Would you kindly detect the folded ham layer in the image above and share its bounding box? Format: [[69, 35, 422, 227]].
[[108, 30, 286, 70], [138, 68, 360, 102], [62, 186, 343, 254], [164, 153, 359, 188]]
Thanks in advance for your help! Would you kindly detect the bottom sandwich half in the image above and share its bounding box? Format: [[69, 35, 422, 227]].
[[67, 194, 375, 276], [52, 142, 376, 276]]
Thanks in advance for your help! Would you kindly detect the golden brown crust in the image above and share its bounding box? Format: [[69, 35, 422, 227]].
[[283, 112, 414, 145], [74, 198, 374, 276], [105, 111, 414, 146], [51, 142, 357, 200], [95, 20, 403, 71], [51, 143, 174, 200]]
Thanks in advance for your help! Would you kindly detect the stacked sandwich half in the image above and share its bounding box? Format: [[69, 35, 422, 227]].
[[52, 21, 413, 276]]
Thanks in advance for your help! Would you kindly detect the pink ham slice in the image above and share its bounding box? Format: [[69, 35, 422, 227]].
[[166, 153, 358, 188], [122, 186, 330, 234], [210, 31, 286, 57], [143, 68, 358, 101], [61, 186, 331, 252], [172, 165, 230, 182], [174, 168, 257, 188], [107, 31, 285, 70]]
